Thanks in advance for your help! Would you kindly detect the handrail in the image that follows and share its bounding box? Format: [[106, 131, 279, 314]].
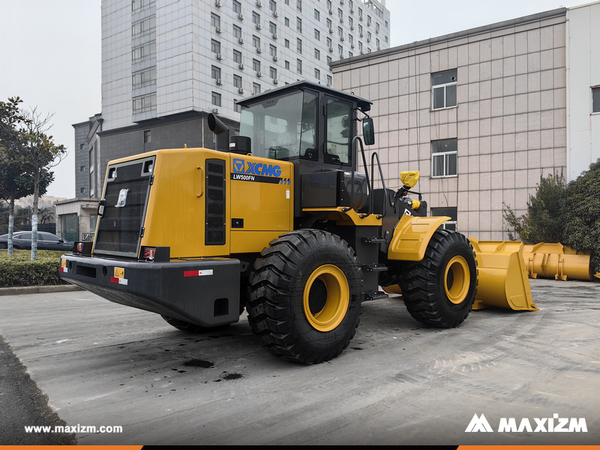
[[370, 151, 388, 218]]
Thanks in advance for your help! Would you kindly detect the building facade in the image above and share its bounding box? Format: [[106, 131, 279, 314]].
[[75, 0, 390, 198], [332, 4, 600, 240]]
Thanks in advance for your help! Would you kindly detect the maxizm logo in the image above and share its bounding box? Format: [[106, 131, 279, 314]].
[[465, 413, 588, 433], [233, 158, 282, 177]]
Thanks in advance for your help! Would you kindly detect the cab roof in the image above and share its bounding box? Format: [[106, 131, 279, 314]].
[[236, 80, 372, 113]]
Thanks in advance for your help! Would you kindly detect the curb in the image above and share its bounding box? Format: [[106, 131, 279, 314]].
[[0, 285, 83, 296]]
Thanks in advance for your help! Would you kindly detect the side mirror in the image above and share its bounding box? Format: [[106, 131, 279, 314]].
[[362, 117, 375, 146]]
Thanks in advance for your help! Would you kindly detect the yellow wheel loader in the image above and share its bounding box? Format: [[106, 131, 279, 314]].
[[60, 81, 478, 364]]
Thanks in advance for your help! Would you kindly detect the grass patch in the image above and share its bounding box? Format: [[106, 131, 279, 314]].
[[0, 250, 68, 287]]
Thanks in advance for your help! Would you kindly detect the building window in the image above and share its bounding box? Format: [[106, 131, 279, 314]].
[[297, 0, 302, 12], [431, 139, 457, 178], [284, 38, 289, 48], [338, 8, 343, 22], [144, 130, 151, 144], [270, 0, 277, 13], [132, 41, 156, 63], [270, 44, 277, 58], [211, 39, 221, 54], [297, 38, 302, 54], [285, 60, 290, 70], [432, 69, 457, 110], [314, 68, 320, 80], [593, 86, 600, 113], [233, 74, 242, 89], [132, 67, 156, 89], [233, 49, 242, 64], [133, 93, 156, 114], [233, 24, 242, 40], [132, 0, 155, 13], [314, 29, 320, 41], [269, 21, 277, 35], [285, 17, 289, 27], [233, 0, 241, 15], [211, 13, 220, 29], [270, 66, 278, 80], [253, 59, 261, 72], [327, 75, 332, 87], [252, 11, 261, 27], [297, 58, 302, 74], [253, 35, 261, 50], [314, 48, 320, 60], [212, 92, 222, 107], [296, 17, 302, 33], [431, 207, 458, 231], [253, 83, 261, 94], [211, 65, 221, 81], [314, 9, 320, 21], [132, 16, 155, 39]]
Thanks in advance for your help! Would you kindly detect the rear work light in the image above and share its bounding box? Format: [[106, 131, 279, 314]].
[[140, 246, 171, 263], [72, 241, 92, 256]]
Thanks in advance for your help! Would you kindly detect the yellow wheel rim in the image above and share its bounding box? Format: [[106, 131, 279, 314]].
[[303, 264, 350, 332], [444, 255, 470, 304]]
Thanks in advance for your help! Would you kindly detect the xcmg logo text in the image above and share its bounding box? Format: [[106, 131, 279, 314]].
[[466, 413, 588, 433], [233, 158, 282, 177]]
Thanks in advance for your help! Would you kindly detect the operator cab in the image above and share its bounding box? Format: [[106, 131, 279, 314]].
[[236, 81, 374, 218]]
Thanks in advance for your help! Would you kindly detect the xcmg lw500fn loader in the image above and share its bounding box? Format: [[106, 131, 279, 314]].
[[60, 81, 480, 364]]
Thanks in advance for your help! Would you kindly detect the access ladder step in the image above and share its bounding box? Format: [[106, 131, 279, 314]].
[[361, 263, 388, 273], [363, 290, 389, 301], [362, 236, 387, 244]]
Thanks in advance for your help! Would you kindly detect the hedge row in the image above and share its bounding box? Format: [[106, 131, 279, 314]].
[[0, 250, 68, 287]]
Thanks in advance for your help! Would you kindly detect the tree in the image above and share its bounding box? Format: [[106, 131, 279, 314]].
[[18, 108, 66, 260], [562, 159, 600, 273], [503, 172, 568, 243], [0, 98, 64, 259], [0, 97, 29, 254]]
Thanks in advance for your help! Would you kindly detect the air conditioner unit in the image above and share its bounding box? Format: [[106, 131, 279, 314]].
[[212, 108, 219, 114], [359, 15, 363, 21], [273, 78, 279, 84], [329, 28, 333, 33], [239, 38, 244, 44], [256, 47, 262, 53], [329, 47, 334, 52], [350, 25, 354, 30], [256, 0, 262, 7], [341, 36, 344, 41], [239, 63, 245, 69], [367, 38, 370, 43], [216, 53, 222, 60], [273, 11, 278, 17], [216, 27, 221, 33], [256, 23, 262, 30], [239, 88, 244, 94], [351, 43, 354, 48], [216, 79, 222, 85], [238, 13, 244, 20], [257, 71, 262, 77], [215, 0, 221, 6], [272, 33, 278, 39], [329, 9, 333, 15], [273, 55, 278, 61], [350, 8, 354, 14], [359, 32, 363, 37]]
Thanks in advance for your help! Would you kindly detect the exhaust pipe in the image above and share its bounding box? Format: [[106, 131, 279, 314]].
[[208, 113, 229, 152]]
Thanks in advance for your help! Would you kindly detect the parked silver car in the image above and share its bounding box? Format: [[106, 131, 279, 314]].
[[0, 231, 73, 251]]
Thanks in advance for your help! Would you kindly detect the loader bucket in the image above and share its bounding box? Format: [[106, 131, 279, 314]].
[[469, 239, 538, 311], [522, 243, 594, 281]]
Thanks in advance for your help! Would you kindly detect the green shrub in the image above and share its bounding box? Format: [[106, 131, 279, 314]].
[[0, 250, 68, 287]]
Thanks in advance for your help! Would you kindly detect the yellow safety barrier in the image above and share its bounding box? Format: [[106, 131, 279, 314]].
[[469, 239, 538, 311], [522, 243, 595, 281]]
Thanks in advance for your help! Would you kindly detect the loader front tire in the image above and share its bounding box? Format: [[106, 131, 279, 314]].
[[247, 229, 363, 364], [399, 229, 477, 328]]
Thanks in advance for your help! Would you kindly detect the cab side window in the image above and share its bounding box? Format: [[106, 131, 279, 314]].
[[325, 98, 352, 164]]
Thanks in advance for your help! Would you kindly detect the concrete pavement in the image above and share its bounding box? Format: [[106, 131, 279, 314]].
[[0, 279, 599, 445]]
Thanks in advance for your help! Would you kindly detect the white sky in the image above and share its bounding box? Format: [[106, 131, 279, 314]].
[[0, 0, 586, 199]]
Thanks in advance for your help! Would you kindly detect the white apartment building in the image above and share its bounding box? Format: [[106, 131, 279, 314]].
[[73, 0, 390, 197]]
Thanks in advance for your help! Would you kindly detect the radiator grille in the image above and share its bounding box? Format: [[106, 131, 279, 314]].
[[205, 159, 226, 245], [94, 157, 154, 257]]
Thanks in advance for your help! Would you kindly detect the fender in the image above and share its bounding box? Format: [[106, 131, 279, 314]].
[[387, 215, 450, 261]]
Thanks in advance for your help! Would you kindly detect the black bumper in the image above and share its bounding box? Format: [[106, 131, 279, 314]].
[[59, 254, 241, 327]]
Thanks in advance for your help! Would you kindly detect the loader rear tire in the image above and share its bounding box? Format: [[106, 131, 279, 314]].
[[399, 229, 477, 328], [247, 229, 363, 364]]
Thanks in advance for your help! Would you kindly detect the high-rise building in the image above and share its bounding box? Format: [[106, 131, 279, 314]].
[[76, 0, 390, 199]]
